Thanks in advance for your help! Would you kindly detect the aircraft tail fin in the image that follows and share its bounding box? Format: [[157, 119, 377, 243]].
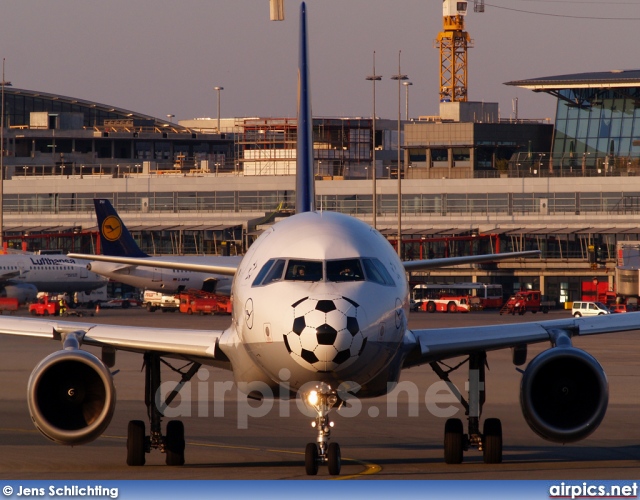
[[295, 1, 315, 213], [93, 199, 148, 257]]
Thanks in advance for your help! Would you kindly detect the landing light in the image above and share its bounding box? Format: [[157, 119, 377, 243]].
[[308, 390, 319, 406]]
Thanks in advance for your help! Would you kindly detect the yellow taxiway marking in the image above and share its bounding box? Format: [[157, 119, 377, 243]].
[[333, 460, 382, 480], [264, 448, 382, 478]]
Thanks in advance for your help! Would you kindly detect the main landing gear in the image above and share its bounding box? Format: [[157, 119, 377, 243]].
[[303, 383, 342, 476], [431, 351, 503, 465], [126, 352, 201, 466]]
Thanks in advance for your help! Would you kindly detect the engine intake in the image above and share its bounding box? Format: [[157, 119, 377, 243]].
[[28, 349, 116, 446], [520, 346, 608, 443]]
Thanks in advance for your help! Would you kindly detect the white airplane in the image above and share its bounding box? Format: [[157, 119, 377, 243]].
[[0, 251, 107, 303], [84, 198, 239, 296], [0, 2, 637, 476]]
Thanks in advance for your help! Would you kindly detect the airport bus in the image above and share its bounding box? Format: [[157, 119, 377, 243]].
[[412, 282, 504, 310]]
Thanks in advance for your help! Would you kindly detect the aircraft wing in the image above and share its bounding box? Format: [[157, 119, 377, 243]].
[[0, 316, 231, 366], [403, 312, 640, 368], [403, 250, 541, 272], [67, 253, 240, 276]]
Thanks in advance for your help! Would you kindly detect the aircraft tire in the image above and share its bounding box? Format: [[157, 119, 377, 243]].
[[165, 420, 185, 466], [444, 418, 463, 464], [483, 418, 502, 464], [126, 420, 146, 466], [327, 442, 341, 475], [305, 443, 319, 475]]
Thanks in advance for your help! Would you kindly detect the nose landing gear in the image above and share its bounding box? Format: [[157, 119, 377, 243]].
[[303, 383, 341, 476]]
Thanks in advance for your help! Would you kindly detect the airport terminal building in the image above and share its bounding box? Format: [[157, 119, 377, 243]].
[[1, 70, 640, 304]]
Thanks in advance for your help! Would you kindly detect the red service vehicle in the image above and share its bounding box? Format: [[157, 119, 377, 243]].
[[179, 290, 232, 315], [0, 297, 19, 314], [421, 295, 471, 313], [499, 290, 553, 315], [581, 279, 616, 306], [609, 304, 632, 313], [581, 279, 637, 311], [29, 295, 60, 316]]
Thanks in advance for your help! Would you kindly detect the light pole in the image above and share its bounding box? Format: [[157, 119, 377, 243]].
[[402, 81, 412, 120], [391, 51, 408, 258], [214, 86, 224, 133], [167, 114, 174, 123], [0, 58, 11, 250], [366, 51, 382, 229]]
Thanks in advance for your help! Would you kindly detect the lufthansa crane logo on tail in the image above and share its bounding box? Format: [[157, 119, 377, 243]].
[[101, 215, 123, 242]]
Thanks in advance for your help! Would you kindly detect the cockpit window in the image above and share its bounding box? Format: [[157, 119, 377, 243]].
[[362, 258, 396, 286], [252, 257, 395, 287], [252, 259, 276, 287], [260, 259, 286, 286], [285, 259, 323, 282], [326, 259, 364, 282]]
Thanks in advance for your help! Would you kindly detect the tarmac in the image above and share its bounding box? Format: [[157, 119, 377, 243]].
[[0, 307, 639, 479]]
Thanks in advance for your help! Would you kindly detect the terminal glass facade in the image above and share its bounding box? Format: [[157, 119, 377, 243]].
[[553, 87, 640, 170]]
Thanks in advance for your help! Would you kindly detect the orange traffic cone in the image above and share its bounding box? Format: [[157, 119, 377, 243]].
[[95, 303, 100, 314]]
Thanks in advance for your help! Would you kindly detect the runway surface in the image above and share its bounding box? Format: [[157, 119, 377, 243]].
[[1, 307, 639, 479]]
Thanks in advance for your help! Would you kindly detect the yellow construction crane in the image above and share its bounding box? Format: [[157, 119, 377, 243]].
[[435, 0, 483, 103]]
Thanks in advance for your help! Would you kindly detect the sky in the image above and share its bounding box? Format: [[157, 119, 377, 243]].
[[0, 0, 639, 124]]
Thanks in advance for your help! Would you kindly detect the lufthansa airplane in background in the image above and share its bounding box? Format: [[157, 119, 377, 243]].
[[0, 2, 638, 476], [0, 251, 107, 302], [85, 198, 239, 296]]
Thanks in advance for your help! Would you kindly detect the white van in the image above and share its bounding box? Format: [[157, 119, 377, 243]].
[[571, 301, 610, 317]]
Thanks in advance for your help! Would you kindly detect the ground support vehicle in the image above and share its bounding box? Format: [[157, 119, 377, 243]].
[[609, 304, 634, 313], [28, 295, 60, 316], [99, 298, 142, 309], [143, 291, 180, 313], [581, 279, 637, 311], [421, 296, 471, 313], [0, 297, 19, 314], [499, 291, 554, 315], [179, 290, 231, 315], [61, 308, 85, 317]]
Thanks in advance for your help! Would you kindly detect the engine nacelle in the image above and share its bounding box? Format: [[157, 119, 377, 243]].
[[27, 349, 116, 446], [2, 284, 38, 304], [520, 346, 608, 443]]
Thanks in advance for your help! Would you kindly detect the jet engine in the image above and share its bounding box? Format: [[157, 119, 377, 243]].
[[1, 284, 38, 304], [520, 346, 608, 443], [27, 349, 116, 446]]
